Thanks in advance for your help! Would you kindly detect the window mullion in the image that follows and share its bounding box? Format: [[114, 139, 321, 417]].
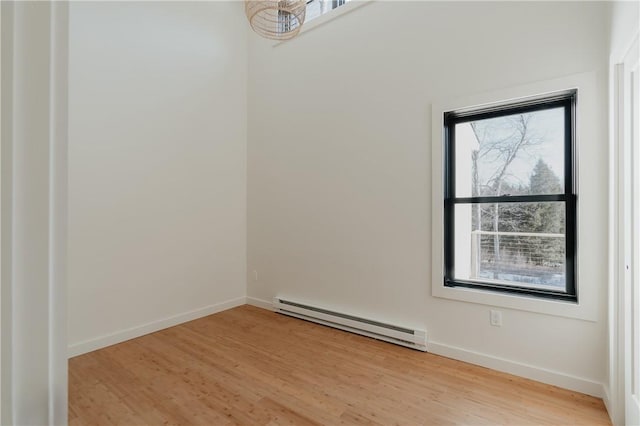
[[452, 194, 568, 204]]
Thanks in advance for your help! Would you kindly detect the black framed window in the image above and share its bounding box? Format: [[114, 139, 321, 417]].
[[443, 91, 577, 301]]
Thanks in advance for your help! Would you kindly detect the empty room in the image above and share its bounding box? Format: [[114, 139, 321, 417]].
[[1, 0, 639, 425]]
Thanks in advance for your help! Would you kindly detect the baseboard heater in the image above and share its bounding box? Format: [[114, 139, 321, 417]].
[[273, 297, 427, 351]]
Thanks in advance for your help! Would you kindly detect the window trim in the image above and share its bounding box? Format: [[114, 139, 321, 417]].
[[430, 72, 600, 322], [272, 0, 373, 46], [442, 93, 578, 302]]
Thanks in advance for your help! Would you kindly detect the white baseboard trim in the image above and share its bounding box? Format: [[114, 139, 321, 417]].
[[601, 385, 614, 423], [428, 341, 604, 398], [68, 296, 247, 358], [75, 296, 605, 400], [245, 299, 605, 399], [246, 296, 273, 311]]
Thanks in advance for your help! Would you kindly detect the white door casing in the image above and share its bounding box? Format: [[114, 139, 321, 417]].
[[614, 34, 640, 426], [625, 35, 640, 426]]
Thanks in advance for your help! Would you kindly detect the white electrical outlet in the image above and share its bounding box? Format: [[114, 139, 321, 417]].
[[490, 309, 502, 327], [253, 270, 258, 281]]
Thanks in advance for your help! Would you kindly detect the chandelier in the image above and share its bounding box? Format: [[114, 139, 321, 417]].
[[245, 0, 307, 41]]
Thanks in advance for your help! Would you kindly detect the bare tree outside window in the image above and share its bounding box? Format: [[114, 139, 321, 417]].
[[466, 111, 565, 285]]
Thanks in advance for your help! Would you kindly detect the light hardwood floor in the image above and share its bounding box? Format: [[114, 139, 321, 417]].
[[69, 305, 610, 425]]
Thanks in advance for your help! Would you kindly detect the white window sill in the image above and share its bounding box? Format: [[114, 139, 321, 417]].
[[431, 284, 593, 321]]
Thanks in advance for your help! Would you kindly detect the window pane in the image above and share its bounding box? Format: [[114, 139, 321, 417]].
[[305, 0, 350, 23], [454, 108, 565, 198], [453, 202, 566, 291]]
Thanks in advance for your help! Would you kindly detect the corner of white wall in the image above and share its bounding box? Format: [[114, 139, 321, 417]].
[[67, 1, 249, 357]]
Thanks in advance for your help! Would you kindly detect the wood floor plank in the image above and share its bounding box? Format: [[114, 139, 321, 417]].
[[69, 305, 611, 425]]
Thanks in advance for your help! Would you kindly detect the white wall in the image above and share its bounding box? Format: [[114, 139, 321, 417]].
[[68, 2, 247, 354], [610, 1, 639, 60], [248, 1, 610, 395]]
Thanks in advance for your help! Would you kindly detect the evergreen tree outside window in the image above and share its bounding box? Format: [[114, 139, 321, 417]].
[[443, 92, 577, 301]]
